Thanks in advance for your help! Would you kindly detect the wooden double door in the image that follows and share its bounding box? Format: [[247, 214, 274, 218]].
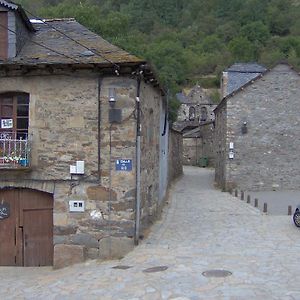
[[0, 189, 53, 266]]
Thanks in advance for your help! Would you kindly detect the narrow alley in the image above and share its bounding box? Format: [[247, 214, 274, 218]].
[[1, 166, 300, 300]]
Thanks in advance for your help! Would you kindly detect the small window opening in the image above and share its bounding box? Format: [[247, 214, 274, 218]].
[[200, 106, 208, 122], [189, 106, 195, 121]]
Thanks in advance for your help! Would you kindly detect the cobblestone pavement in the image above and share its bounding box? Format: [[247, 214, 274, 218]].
[[1, 166, 300, 300]]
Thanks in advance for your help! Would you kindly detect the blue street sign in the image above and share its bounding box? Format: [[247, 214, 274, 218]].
[[115, 159, 133, 171]]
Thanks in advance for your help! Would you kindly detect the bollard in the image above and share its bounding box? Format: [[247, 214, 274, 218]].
[[263, 203, 267, 213], [247, 195, 251, 204], [254, 198, 258, 208], [235, 189, 238, 197], [241, 191, 244, 201], [288, 205, 292, 216]]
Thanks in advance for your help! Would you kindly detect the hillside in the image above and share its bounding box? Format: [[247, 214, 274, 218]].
[[16, 0, 300, 112]]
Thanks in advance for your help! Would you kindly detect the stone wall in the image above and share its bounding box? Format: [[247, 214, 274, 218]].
[[177, 103, 216, 123], [215, 64, 300, 191], [0, 69, 167, 267], [168, 129, 183, 182], [139, 80, 164, 229]]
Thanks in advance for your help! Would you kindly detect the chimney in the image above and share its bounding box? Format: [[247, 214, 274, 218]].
[[0, 11, 8, 60], [221, 71, 228, 98]]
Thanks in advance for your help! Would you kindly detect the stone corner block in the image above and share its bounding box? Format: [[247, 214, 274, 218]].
[[53, 244, 86, 269], [99, 237, 134, 260]]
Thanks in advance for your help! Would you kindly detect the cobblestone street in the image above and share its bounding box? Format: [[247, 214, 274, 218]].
[[1, 166, 300, 300]]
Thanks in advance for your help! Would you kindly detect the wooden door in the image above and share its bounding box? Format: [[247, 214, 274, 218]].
[[0, 189, 53, 266], [0, 189, 18, 266], [23, 208, 53, 266]]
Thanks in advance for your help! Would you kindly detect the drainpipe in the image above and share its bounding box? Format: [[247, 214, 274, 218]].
[[134, 76, 141, 245], [162, 91, 168, 137], [98, 76, 102, 182]]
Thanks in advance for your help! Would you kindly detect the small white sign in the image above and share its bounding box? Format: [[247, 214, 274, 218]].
[[1, 119, 13, 129], [229, 151, 234, 159], [69, 200, 85, 212]]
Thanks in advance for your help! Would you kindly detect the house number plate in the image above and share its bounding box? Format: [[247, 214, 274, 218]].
[[0, 203, 10, 220]]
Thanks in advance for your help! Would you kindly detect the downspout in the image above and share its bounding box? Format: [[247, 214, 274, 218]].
[[162, 92, 168, 137], [98, 76, 102, 182], [134, 76, 141, 245]]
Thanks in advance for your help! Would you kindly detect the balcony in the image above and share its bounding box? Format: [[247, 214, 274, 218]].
[[0, 132, 31, 169]]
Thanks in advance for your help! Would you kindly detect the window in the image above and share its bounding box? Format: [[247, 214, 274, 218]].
[[0, 93, 29, 139], [189, 106, 195, 121], [200, 106, 208, 122]]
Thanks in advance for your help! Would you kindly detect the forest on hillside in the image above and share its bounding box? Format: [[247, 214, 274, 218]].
[[16, 0, 300, 108]]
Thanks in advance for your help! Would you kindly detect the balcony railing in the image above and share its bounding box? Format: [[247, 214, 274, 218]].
[[0, 132, 31, 169]]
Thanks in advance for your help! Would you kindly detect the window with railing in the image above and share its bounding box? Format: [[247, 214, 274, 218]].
[[0, 93, 30, 168]]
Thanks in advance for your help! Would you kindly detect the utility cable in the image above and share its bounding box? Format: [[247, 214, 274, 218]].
[[21, 7, 120, 74], [0, 23, 79, 62]]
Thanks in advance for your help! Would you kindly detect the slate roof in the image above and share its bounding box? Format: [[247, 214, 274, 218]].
[[0, 18, 144, 66], [215, 63, 299, 112], [0, 0, 18, 10], [183, 127, 202, 138], [226, 62, 267, 73], [223, 62, 267, 96]]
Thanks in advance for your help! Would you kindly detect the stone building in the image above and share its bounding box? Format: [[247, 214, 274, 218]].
[[174, 85, 216, 166], [175, 85, 216, 129], [215, 63, 300, 191], [182, 121, 215, 166], [0, 1, 182, 268], [221, 62, 267, 98]]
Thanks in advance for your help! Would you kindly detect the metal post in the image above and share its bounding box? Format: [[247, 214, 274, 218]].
[[241, 191, 244, 201], [134, 78, 141, 246], [263, 203, 267, 213], [288, 205, 292, 216], [247, 195, 251, 203], [254, 198, 258, 208], [108, 125, 113, 258], [235, 189, 238, 197]]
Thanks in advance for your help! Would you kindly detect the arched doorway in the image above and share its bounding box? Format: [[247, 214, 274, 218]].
[[0, 188, 53, 266]]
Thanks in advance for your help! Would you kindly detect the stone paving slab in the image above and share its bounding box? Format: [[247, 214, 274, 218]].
[[1, 166, 300, 299]]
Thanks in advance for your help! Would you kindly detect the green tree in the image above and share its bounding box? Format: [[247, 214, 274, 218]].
[[228, 37, 257, 61]]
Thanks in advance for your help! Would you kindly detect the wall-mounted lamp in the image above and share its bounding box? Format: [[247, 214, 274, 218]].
[[241, 121, 248, 134], [108, 87, 122, 123], [109, 88, 116, 108]]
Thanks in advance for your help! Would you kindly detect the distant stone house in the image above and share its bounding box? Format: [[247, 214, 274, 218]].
[[0, 1, 182, 268], [215, 63, 300, 191], [174, 85, 216, 166]]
